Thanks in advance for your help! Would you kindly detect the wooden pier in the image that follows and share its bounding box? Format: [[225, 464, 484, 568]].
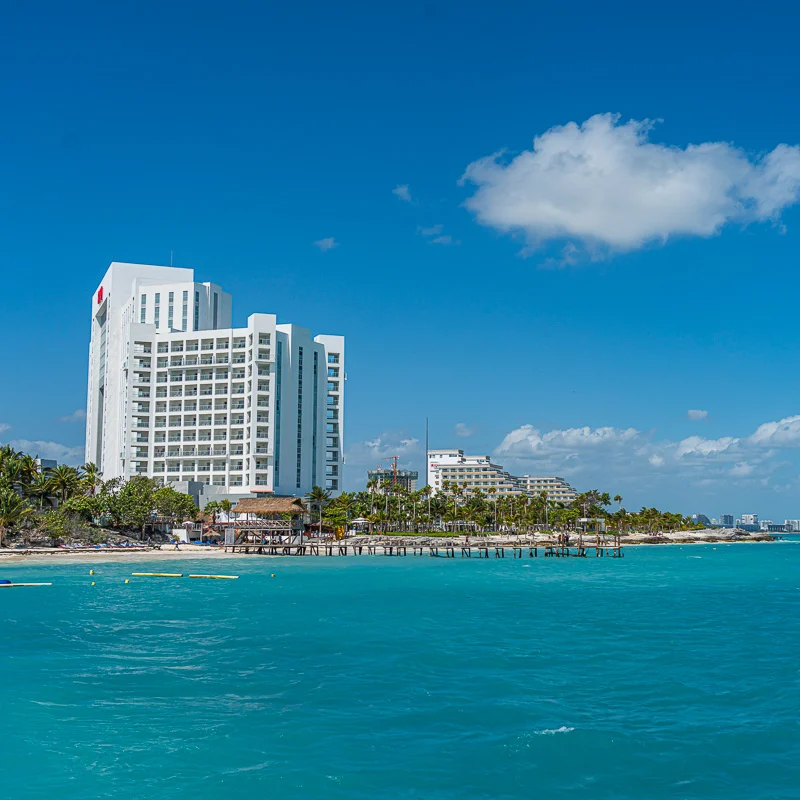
[[224, 534, 624, 559]]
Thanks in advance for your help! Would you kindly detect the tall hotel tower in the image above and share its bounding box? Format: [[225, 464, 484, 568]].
[[85, 263, 344, 498]]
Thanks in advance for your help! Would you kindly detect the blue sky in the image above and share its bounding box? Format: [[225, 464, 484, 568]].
[[3, 0, 800, 519]]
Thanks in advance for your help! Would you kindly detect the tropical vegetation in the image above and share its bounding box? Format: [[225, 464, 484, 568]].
[[316, 480, 705, 535], [0, 445, 199, 545]]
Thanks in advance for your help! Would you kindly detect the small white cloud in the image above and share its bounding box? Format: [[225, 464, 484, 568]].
[[0, 423, 10, 434], [59, 409, 86, 423], [687, 409, 708, 421], [418, 224, 460, 245], [462, 113, 800, 256], [314, 237, 339, 252], [392, 184, 412, 203], [649, 454, 664, 467], [454, 423, 475, 439], [418, 224, 444, 237], [345, 432, 421, 475]]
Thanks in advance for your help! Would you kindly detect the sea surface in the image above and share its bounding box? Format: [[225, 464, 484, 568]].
[[1, 542, 799, 799]]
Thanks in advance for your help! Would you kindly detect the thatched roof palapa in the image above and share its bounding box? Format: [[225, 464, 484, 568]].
[[233, 497, 306, 515]]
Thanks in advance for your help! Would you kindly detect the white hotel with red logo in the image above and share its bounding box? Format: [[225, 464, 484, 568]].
[[85, 262, 344, 500]]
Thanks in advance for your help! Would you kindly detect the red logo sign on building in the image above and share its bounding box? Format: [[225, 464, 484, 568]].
[[97, 286, 103, 305]]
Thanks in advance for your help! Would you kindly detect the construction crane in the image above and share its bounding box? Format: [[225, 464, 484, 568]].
[[374, 455, 400, 486]]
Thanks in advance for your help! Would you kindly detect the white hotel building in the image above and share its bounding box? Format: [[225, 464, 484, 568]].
[[85, 262, 344, 498], [427, 449, 577, 503]]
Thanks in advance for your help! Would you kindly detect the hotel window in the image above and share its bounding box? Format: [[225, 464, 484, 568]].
[[140, 294, 146, 323], [154, 305, 160, 328], [182, 291, 188, 331], [194, 291, 200, 330], [213, 293, 218, 328], [327, 353, 339, 364]]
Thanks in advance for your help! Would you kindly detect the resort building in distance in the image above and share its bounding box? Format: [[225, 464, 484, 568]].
[[85, 262, 344, 503], [367, 468, 419, 493], [427, 449, 577, 503]]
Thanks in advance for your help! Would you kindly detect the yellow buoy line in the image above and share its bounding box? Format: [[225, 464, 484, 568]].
[[130, 573, 239, 580], [131, 572, 184, 578]]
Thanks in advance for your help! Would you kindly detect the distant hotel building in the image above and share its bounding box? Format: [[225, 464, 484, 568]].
[[719, 513, 734, 527], [367, 468, 419, 493], [426, 449, 577, 502], [85, 262, 344, 498]]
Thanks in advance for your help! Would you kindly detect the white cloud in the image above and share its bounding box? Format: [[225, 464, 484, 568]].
[[649, 454, 664, 467], [313, 237, 339, 252], [0, 423, 10, 434], [418, 224, 443, 236], [461, 113, 800, 254], [496, 424, 640, 461], [454, 423, 475, 438], [59, 409, 86, 423], [687, 409, 708, 421], [747, 415, 800, 447], [345, 432, 421, 480], [5, 439, 84, 465], [418, 224, 460, 245], [392, 184, 412, 203], [674, 435, 739, 458]]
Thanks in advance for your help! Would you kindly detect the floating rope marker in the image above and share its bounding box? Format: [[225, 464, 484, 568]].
[[0, 582, 53, 588], [188, 574, 239, 580], [131, 573, 183, 578]]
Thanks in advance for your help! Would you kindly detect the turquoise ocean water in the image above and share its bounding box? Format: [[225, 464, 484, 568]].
[[1, 542, 798, 799]]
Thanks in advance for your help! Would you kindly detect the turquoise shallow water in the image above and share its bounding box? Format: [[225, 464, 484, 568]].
[[1, 543, 799, 799]]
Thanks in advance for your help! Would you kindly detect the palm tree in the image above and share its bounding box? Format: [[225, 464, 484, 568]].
[[0, 488, 32, 547], [27, 473, 53, 510], [80, 463, 103, 496], [18, 454, 39, 485], [218, 498, 234, 522], [305, 485, 331, 539], [49, 464, 80, 504]]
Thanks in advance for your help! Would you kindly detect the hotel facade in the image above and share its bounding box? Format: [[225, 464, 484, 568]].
[[85, 262, 344, 498], [426, 449, 577, 503]]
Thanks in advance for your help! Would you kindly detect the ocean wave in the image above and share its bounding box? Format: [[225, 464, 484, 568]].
[[534, 726, 575, 735]]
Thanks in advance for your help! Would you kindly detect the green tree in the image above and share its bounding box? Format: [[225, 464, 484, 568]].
[[305, 485, 331, 538], [80, 463, 103, 496], [27, 472, 54, 510], [62, 495, 101, 522], [154, 486, 197, 524], [38, 509, 69, 546], [0, 487, 32, 546], [49, 464, 81, 503]]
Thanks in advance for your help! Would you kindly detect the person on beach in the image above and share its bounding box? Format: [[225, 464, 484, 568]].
[[173, 539, 180, 550]]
